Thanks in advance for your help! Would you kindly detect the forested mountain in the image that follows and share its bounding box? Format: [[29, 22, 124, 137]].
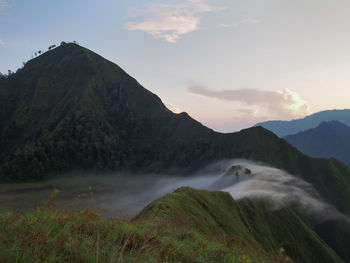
[[1, 43, 350, 217], [284, 121, 350, 166], [256, 109, 350, 137]]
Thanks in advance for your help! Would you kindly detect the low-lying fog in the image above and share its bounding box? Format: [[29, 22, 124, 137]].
[[1, 159, 348, 222]]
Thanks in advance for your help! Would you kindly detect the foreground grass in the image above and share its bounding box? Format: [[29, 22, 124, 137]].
[[0, 207, 291, 262]]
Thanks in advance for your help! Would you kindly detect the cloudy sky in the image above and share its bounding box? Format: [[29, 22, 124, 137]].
[[1, 0, 350, 132]]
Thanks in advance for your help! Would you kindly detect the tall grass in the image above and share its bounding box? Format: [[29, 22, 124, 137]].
[[0, 192, 293, 262]]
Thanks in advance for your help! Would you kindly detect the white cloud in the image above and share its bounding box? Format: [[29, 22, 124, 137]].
[[218, 23, 231, 28], [166, 103, 182, 113], [239, 18, 261, 25], [187, 84, 310, 120], [125, 0, 220, 43], [218, 17, 261, 29], [0, 40, 4, 46]]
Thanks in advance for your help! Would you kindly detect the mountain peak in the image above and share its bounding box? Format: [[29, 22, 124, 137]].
[[318, 120, 349, 129], [285, 119, 350, 167]]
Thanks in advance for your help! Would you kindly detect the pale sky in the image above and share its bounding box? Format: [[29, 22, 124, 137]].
[[1, 0, 350, 132]]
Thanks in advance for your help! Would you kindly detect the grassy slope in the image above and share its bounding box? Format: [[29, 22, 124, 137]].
[[237, 199, 343, 263], [0, 187, 346, 263], [314, 219, 350, 262], [136, 187, 254, 242], [137, 187, 343, 263], [0, 191, 292, 263]]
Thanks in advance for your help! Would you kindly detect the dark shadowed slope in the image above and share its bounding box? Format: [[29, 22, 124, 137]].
[[256, 109, 350, 137], [137, 187, 344, 263], [1, 43, 350, 216], [285, 121, 350, 166]]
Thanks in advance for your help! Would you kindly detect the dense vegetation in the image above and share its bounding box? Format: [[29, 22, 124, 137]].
[[139, 187, 344, 263], [0, 188, 295, 263], [1, 43, 350, 218], [1, 187, 347, 263], [285, 121, 350, 166]]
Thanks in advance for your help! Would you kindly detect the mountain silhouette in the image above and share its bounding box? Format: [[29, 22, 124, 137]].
[[285, 121, 350, 166], [256, 109, 350, 137]]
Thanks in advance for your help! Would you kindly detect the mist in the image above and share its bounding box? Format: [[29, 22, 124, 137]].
[[1, 159, 348, 223], [219, 160, 350, 223]]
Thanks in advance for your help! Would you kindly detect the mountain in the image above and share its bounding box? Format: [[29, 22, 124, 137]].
[[137, 187, 345, 263], [256, 109, 350, 137], [2, 43, 350, 262], [2, 43, 350, 217], [284, 121, 350, 166]]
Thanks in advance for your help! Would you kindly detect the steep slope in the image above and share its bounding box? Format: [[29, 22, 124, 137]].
[[285, 121, 350, 166], [314, 218, 350, 262], [137, 187, 344, 263], [1, 44, 350, 217], [0, 43, 213, 179], [256, 109, 350, 137], [0, 197, 295, 263]]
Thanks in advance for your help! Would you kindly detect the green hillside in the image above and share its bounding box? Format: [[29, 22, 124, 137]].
[[3, 187, 345, 263], [138, 187, 344, 263], [0, 188, 294, 263], [1, 43, 350, 217]]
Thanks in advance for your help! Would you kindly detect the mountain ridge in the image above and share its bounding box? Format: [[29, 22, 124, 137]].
[[137, 187, 345, 263], [284, 120, 350, 166], [256, 109, 350, 137]]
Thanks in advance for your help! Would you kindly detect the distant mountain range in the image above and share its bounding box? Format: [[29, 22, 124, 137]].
[[256, 109, 350, 137], [284, 121, 350, 166]]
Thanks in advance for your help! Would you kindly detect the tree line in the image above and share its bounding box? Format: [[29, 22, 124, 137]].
[[0, 41, 79, 79]]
